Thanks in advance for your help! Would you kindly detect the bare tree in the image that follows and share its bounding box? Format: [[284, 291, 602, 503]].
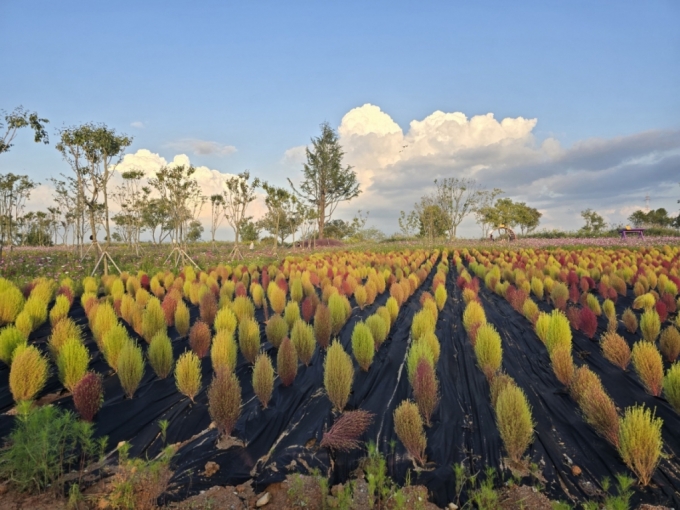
[[223, 171, 260, 260], [434, 177, 484, 241]]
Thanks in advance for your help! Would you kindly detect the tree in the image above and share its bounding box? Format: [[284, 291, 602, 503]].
[[56, 124, 132, 272], [474, 188, 504, 237], [288, 122, 361, 238], [0, 173, 36, 257], [209, 194, 226, 246], [628, 208, 674, 228], [149, 164, 205, 246], [415, 200, 448, 243], [49, 178, 80, 246], [513, 202, 542, 235], [142, 198, 173, 244], [186, 220, 204, 242], [580, 209, 606, 234], [112, 170, 148, 252], [239, 217, 260, 243], [222, 171, 260, 259], [434, 177, 483, 240], [0, 107, 49, 155], [398, 210, 419, 238], [260, 183, 292, 253]]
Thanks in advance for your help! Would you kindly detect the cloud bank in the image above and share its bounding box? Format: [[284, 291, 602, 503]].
[[165, 138, 237, 156], [320, 104, 680, 235]]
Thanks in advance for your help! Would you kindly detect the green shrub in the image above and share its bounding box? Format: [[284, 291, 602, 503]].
[[313, 304, 332, 349], [208, 368, 241, 437], [148, 331, 174, 379], [534, 312, 551, 344], [252, 353, 274, 408], [14, 311, 33, 338], [118, 341, 145, 399], [175, 351, 202, 402], [92, 303, 118, 348], [324, 340, 354, 411], [0, 405, 99, 493], [376, 306, 392, 333], [174, 300, 190, 337], [214, 307, 238, 335], [586, 293, 602, 316], [0, 326, 27, 365], [102, 323, 132, 371], [411, 309, 436, 341], [663, 363, 680, 413], [632, 341, 664, 396], [618, 405, 663, 486], [417, 331, 441, 364], [522, 299, 539, 324], [530, 277, 544, 300], [462, 301, 486, 340], [545, 310, 572, 356], [231, 296, 255, 323], [329, 293, 348, 335], [351, 322, 375, 372], [659, 326, 680, 363], [291, 319, 315, 366], [490, 372, 515, 408], [434, 285, 447, 311], [550, 346, 574, 386], [9, 345, 49, 402], [268, 284, 286, 315], [495, 384, 534, 464], [56, 337, 89, 392], [354, 285, 367, 309], [580, 383, 620, 447], [211, 330, 238, 373], [474, 323, 503, 380], [265, 313, 288, 348], [0, 284, 25, 326], [238, 317, 261, 364], [366, 314, 388, 350], [393, 400, 426, 466], [49, 295, 71, 326], [24, 296, 48, 330], [48, 318, 82, 359], [602, 299, 616, 321], [142, 297, 166, 343], [639, 310, 661, 343], [277, 337, 298, 386], [83, 276, 99, 294], [385, 297, 399, 326], [407, 341, 435, 385]]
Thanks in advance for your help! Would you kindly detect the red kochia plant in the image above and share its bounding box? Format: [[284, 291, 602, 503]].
[[140, 274, 150, 290], [579, 277, 591, 293], [567, 307, 581, 331], [301, 295, 318, 323], [413, 358, 439, 426], [57, 285, 74, 306], [314, 304, 332, 349], [161, 294, 177, 326], [189, 320, 212, 358], [569, 284, 580, 304], [72, 371, 103, 422], [208, 368, 241, 437], [199, 292, 218, 326], [655, 301, 668, 323], [580, 306, 598, 339], [661, 292, 676, 314], [320, 410, 375, 452]]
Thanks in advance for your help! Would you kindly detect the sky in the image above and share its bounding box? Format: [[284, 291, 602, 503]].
[[1, 1, 679, 239]]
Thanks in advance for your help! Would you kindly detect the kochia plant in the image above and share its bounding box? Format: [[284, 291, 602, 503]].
[[174, 301, 190, 338], [211, 330, 238, 374], [413, 358, 439, 426], [313, 304, 332, 349], [117, 342, 145, 399], [632, 341, 664, 396], [208, 368, 241, 437], [320, 410, 374, 452], [600, 332, 631, 370], [474, 323, 502, 381], [252, 353, 274, 409], [189, 321, 211, 359], [0, 327, 27, 366], [72, 372, 103, 422], [663, 363, 680, 413], [393, 400, 427, 466], [291, 320, 315, 366], [9, 345, 49, 402], [495, 383, 534, 465], [175, 351, 202, 402], [277, 337, 298, 387], [365, 314, 388, 350], [148, 331, 174, 379], [265, 314, 288, 348], [56, 337, 89, 392], [617, 405, 663, 486], [621, 308, 638, 334], [639, 310, 661, 344], [238, 317, 261, 364], [324, 340, 354, 411], [659, 326, 680, 362]]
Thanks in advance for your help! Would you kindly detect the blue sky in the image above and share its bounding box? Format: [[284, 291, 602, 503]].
[[1, 1, 679, 237]]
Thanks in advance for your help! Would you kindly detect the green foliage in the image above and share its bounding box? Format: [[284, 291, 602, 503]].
[[0, 405, 100, 493], [175, 351, 202, 402], [148, 331, 174, 379], [49, 294, 71, 326], [328, 293, 348, 335], [211, 330, 238, 373], [324, 340, 354, 411], [393, 400, 426, 466], [118, 341, 145, 399], [238, 316, 261, 364], [48, 317, 82, 359], [474, 323, 503, 380], [411, 309, 436, 341], [214, 307, 238, 335], [0, 283, 25, 326], [231, 296, 255, 323], [495, 384, 534, 464], [284, 301, 301, 330], [277, 336, 298, 387], [102, 323, 132, 371], [56, 337, 89, 392], [632, 341, 664, 396], [407, 341, 435, 385], [639, 309, 661, 343], [617, 405, 663, 486], [174, 300, 190, 337], [0, 326, 27, 365], [385, 297, 399, 326], [10, 344, 49, 402], [545, 310, 572, 355], [313, 304, 332, 349], [265, 313, 288, 348], [664, 363, 680, 413], [351, 322, 375, 371], [291, 319, 316, 365], [365, 314, 388, 350], [142, 297, 166, 343], [252, 353, 274, 408]]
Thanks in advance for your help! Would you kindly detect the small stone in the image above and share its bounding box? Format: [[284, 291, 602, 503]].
[[571, 465, 582, 476], [256, 492, 270, 507], [203, 461, 220, 477], [448, 504, 459, 510]]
